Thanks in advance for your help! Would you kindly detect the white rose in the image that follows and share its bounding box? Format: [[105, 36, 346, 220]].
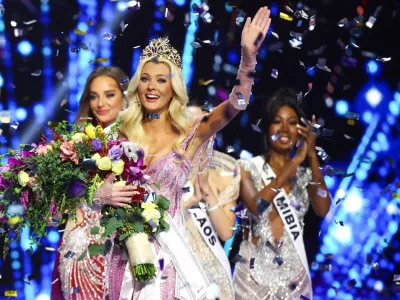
[[121, 142, 139, 160]]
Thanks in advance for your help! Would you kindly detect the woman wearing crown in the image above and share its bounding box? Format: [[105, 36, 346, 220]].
[[100, 7, 271, 300]]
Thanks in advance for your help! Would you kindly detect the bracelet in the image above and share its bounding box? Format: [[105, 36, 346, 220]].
[[256, 197, 271, 214], [206, 203, 220, 212]]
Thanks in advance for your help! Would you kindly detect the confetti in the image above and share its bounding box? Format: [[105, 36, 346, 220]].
[[366, 16, 377, 28], [316, 59, 331, 72], [309, 15, 316, 30], [376, 57, 391, 62], [191, 42, 201, 48], [120, 21, 128, 32], [249, 257, 255, 269], [256, 197, 271, 214], [71, 47, 80, 53], [64, 251, 76, 259], [70, 287, 81, 294], [45, 247, 56, 251], [235, 10, 246, 26], [31, 69, 42, 76], [9, 121, 20, 134], [231, 254, 245, 264], [334, 220, 344, 226], [182, 186, 191, 193], [103, 32, 117, 41], [127, 0, 140, 11], [4, 290, 17, 297], [23, 19, 37, 25], [271, 130, 280, 142], [325, 253, 334, 260], [319, 263, 332, 271], [271, 31, 279, 39], [226, 145, 235, 153], [344, 111, 360, 120], [120, 77, 130, 85], [73, 29, 86, 35], [251, 119, 262, 133], [198, 79, 214, 86], [0, 111, 12, 123], [385, 156, 395, 168], [392, 192, 400, 199], [159, 258, 164, 271], [0, 4, 4, 16], [290, 199, 302, 211], [380, 184, 391, 194], [271, 69, 278, 79], [273, 256, 284, 266], [279, 12, 293, 21], [394, 274, 400, 282], [23, 278, 31, 285]]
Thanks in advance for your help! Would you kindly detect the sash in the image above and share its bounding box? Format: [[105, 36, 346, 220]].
[[157, 214, 210, 300], [251, 156, 311, 288]]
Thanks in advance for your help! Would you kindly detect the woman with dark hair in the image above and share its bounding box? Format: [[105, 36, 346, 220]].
[[233, 88, 330, 299], [51, 66, 138, 299]]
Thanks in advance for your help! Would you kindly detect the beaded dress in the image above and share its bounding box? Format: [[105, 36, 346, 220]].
[[108, 115, 214, 300], [233, 158, 313, 300]]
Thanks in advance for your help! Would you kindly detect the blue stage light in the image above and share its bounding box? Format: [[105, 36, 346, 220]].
[[11, 260, 21, 270], [270, 3, 279, 16], [343, 188, 363, 213], [17, 40, 33, 56], [10, 250, 20, 260], [324, 176, 335, 189], [33, 103, 45, 115], [174, 0, 185, 6], [225, 2, 233, 12], [42, 46, 52, 56], [0, 73, 3, 87], [335, 100, 348, 115], [153, 22, 162, 31], [154, 10, 163, 19], [389, 101, 399, 116], [15, 107, 28, 121], [395, 91, 400, 104], [388, 220, 398, 234], [366, 60, 379, 75], [14, 281, 23, 289], [332, 225, 352, 245], [227, 50, 239, 64], [371, 141, 381, 152], [355, 168, 368, 181], [362, 110, 372, 123], [366, 87, 382, 107], [47, 230, 60, 244], [117, 1, 127, 11]]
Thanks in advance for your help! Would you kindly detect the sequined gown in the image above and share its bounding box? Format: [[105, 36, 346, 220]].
[[233, 158, 313, 300], [108, 116, 214, 300]]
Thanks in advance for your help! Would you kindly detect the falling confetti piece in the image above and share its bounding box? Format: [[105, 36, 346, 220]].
[[235, 9, 247, 26], [319, 263, 332, 271], [271, 69, 278, 79], [273, 256, 284, 266], [103, 32, 117, 41], [64, 251, 76, 259], [366, 16, 376, 28], [231, 254, 245, 264], [51, 278, 60, 285], [347, 119, 355, 126], [120, 21, 128, 32], [249, 257, 255, 269], [380, 184, 391, 194], [385, 156, 395, 168], [271, 130, 280, 142], [334, 220, 344, 226], [392, 192, 400, 199], [73, 29, 87, 35], [330, 286, 339, 295], [279, 12, 293, 21], [4, 290, 18, 297], [45, 247, 56, 251], [71, 47, 80, 53], [198, 79, 214, 86], [0, 111, 12, 123], [9, 121, 20, 134], [31, 69, 42, 76], [343, 134, 355, 140], [70, 287, 81, 294], [226, 145, 235, 153], [23, 19, 37, 25], [0, 4, 4, 16], [251, 119, 262, 133], [376, 57, 391, 62]]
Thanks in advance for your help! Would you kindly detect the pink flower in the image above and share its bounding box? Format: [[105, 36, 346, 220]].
[[60, 141, 79, 165], [20, 189, 29, 210], [36, 144, 49, 156]]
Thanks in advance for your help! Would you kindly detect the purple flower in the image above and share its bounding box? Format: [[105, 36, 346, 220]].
[[108, 145, 123, 160], [92, 138, 102, 151], [67, 179, 87, 198]]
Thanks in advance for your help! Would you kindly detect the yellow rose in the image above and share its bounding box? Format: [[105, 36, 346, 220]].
[[7, 215, 21, 225], [85, 124, 96, 139], [114, 180, 127, 187], [97, 156, 112, 170], [141, 202, 158, 210], [96, 125, 104, 135], [91, 153, 101, 163], [141, 207, 161, 225], [112, 159, 125, 175], [71, 132, 88, 142], [17, 171, 30, 187], [46, 145, 53, 151]]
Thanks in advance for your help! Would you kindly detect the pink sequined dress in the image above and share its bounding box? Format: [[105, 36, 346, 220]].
[[108, 116, 214, 300]]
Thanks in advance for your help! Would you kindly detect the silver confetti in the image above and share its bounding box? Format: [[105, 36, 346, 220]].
[[271, 130, 280, 142], [31, 69, 42, 76], [271, 69, 278, 79], [366, 16, 376, 28]]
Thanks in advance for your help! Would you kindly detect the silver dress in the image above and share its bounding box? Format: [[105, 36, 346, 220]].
[[233, 158, 313, 300]]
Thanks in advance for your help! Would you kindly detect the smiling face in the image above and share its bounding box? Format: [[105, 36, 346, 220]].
[[137, 61, 174, 114], [88, 76, 124, 128], [268, 105, 300, 153]]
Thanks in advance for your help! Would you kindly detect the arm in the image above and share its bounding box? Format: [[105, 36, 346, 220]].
[[297, 115, 331, 216], [189, 7, 271, 151]]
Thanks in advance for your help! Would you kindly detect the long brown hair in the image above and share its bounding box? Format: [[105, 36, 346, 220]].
[[75, 66, 129, 125]]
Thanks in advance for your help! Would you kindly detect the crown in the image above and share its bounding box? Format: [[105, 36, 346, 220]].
[[140, 37, 182, 70]]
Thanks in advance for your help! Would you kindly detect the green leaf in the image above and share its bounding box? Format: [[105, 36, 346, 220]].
[[88, 244, 102, 256], [133, 222, 144, 232], [160, 219, 170, 232], [101, 217, 123, 238], [90, 226, 100, 235], [154, 183, 161, 190], [116, 208, 126, 219], [77, 251, 87, 261], [119, 233, 130, 241], [156, 195, 170, 210]]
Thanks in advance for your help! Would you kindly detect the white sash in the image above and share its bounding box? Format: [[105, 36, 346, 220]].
[[251, 156, 312, 289], [157, 214, 210, 300], [189, 207, 233, 286]]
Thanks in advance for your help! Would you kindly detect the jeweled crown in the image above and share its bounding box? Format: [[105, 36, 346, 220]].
[[140, 37, 182, 70]]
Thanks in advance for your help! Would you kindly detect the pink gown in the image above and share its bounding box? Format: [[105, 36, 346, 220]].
[[108, 116, 213, 299]]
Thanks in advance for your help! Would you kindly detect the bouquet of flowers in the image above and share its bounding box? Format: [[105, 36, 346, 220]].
[[0, 120, 171, 283], [0, 120, 121, 256]]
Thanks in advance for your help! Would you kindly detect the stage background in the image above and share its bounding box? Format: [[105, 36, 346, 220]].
[[0, 0, 399, 299]]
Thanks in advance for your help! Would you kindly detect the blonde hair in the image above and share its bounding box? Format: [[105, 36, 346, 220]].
[[118, 58, 191, 156]]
